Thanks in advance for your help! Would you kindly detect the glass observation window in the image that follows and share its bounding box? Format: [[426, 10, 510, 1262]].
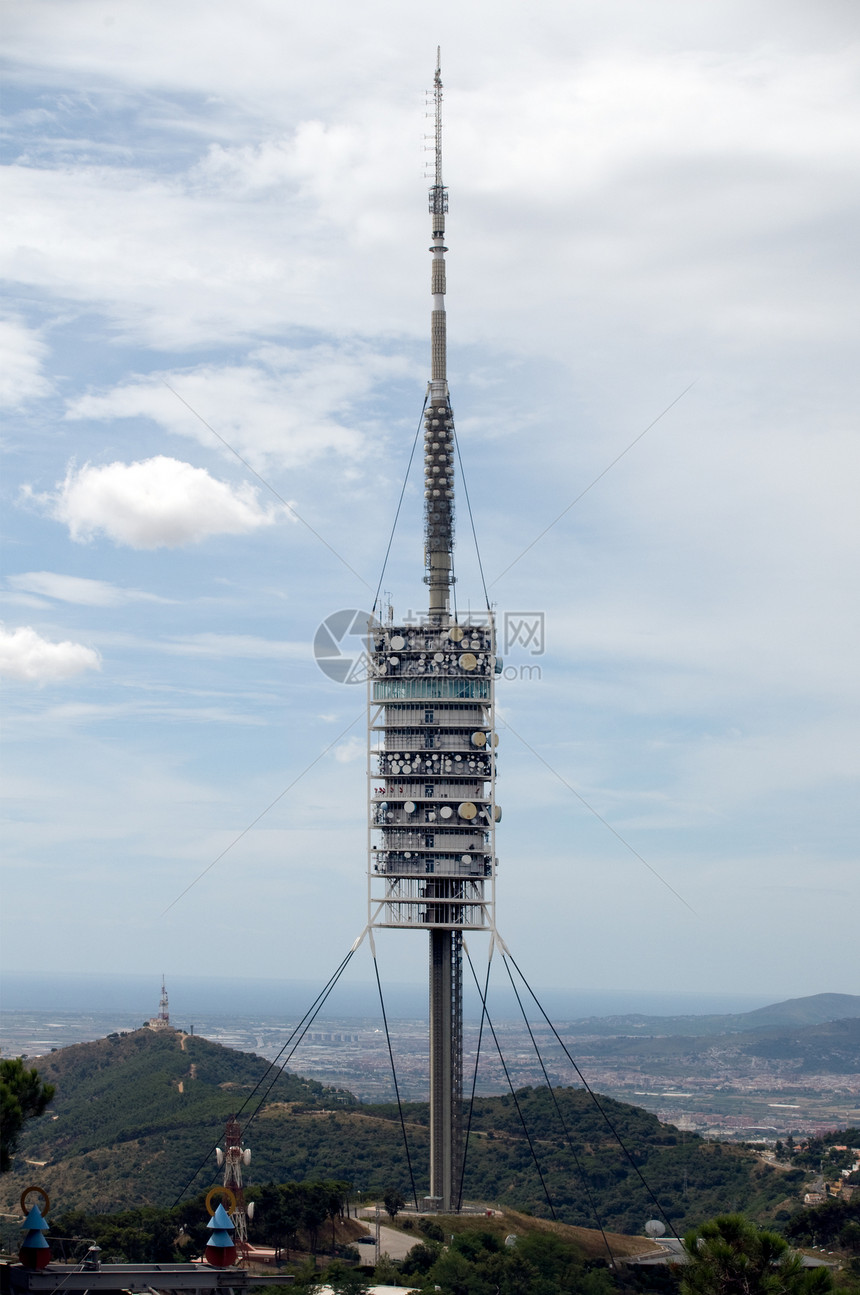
[[373, 678, 490, 700]]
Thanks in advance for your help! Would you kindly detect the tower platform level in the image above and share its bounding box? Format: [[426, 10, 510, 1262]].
[[367, 616, 498, 933]]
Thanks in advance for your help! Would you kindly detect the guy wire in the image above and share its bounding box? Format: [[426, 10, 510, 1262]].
[[372, 396, 428, 616], [503, 948, 680, 1241], [456, 944, 494, 1210], [372, 952, 420, 1209], [463, 945, 557, 1220], [171, 945, 356, 1206], [501, 954, 616, 1267]]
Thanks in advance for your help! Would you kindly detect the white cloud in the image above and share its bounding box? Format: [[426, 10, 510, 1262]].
[[0, 624, 101, 682], [160, 633, 306, 659], [27, 455, 281, 549], [2, 37, 858, 365], [334, 735, 365, 763], [8, 571, 170, 606], [63, 346, 398, 470], [0, 316, 51, 407]]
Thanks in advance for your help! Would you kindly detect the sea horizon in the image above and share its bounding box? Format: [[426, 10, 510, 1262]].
[[1, 969, 784, 1021]]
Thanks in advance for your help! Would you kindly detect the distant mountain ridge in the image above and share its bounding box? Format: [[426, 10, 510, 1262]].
[[565, 1013, 860, 1078], [561, 992, 860, 1038]]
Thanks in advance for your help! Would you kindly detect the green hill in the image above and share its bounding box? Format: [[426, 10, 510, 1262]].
[[0, 1027, 807, 1235], [0, 1027, 355, 1211]]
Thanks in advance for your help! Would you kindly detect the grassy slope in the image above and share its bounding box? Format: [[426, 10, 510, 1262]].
[[397, 1207, 664, 1260]]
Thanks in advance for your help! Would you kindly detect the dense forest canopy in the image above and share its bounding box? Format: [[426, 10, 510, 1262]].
[[0, 1029, 817, 1238]]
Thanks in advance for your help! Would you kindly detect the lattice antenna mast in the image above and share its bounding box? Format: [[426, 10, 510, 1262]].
[[426, 46, 453, 617], [215, 1116, 252, 1250], [432, 48, 445, 214]]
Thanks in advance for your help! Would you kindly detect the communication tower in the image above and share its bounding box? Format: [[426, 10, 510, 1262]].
[[367, 50, 499, 1213], [147, 976, 171, 1030], [158, 976, 169, 1024], [215, 1116, 253, 1247]]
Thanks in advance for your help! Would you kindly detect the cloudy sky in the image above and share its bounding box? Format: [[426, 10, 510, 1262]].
[[2, 0, 859, 1008]]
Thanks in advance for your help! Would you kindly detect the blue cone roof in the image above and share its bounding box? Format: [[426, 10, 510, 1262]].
[[206, 1231, 234, 1248], [208, 1204, 234, 1230], [21, 1232, 50, 1249], [22, 1207, 48, 1231]]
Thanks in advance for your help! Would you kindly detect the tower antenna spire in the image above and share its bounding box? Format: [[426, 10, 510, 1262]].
[[426, 47, 452, 615], [433, 46, 444, 197]]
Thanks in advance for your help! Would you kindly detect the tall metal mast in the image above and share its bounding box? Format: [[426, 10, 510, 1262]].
[[158, 976, 169, 1025], [215, 1116, 252, 1251], [427, 48, 452, 616], [366, 51, 499, 1214]]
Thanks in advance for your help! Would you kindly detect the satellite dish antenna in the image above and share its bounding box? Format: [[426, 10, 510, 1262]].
[[645, 1220, 666, 1238]]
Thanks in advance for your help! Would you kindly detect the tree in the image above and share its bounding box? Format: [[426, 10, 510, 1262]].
[[1, 1058, 55, 1173], [841, 1222, 860, 1255], [680, 1214, 833, 1295], [400, 1241, 441, 1276], [324, 1181, 351, 1250], [372, 1254, 401, 1286], [315, 1259, 370, 1295], [255, 1183, 303, 1256], [303, 1183, 331, 1255], [382, 1188, 405, 1222]]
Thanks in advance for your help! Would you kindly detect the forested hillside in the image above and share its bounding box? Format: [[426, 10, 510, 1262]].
[[0, 1028, 354, 1210], [0, 1028, 807, 1234], [367, 1087, 805, 1234]]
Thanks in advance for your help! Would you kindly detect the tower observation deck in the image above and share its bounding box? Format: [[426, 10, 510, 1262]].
[[366, 52, 499, 1213]]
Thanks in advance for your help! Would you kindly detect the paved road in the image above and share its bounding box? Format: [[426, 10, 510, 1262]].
[[375, 1224, 419, 1261], [355, 1216, 418, 1261]]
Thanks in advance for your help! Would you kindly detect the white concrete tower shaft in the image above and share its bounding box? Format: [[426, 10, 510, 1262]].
[[366, 51, 499, 1217], [426, 50, 459, 1210]]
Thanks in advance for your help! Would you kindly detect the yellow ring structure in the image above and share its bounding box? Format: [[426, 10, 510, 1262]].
[[206, 1186, 237, 1216], [21, 1186, 50, 1216]]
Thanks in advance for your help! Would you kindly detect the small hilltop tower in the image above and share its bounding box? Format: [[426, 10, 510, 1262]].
[[147, 976, 171, 1030], [367, 51, 499, 1213], [215, 1116, 253, 1248]]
